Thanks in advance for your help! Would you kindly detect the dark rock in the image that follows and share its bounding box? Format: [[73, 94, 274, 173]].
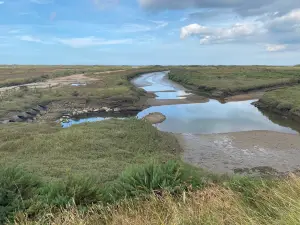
[[10, 115, 24, 122], [38, 104, 48, 110], [32, 108, 41, 113], [26, 111, 37, 116], [17, 115, 27, 121]]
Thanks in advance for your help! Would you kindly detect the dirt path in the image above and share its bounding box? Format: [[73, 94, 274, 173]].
[[176, 131, 300, 175]]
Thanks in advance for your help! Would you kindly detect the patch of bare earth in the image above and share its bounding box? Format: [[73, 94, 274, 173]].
[[0, 74, 99, 92]]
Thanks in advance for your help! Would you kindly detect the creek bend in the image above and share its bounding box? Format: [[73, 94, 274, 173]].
[[62, 71, 299, 135]]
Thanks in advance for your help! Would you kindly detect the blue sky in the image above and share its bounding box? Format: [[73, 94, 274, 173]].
[[0, 0, 300, 65]]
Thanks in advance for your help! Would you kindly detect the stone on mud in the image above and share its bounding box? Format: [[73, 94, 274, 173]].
[[142, 112, 166, 124]]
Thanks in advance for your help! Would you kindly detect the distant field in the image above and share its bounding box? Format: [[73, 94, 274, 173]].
[[168, 66, 300, 97], [0, 65, 131, 88]]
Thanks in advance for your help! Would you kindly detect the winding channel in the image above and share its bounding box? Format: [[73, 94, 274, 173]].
[[63, 71, 300, 174]]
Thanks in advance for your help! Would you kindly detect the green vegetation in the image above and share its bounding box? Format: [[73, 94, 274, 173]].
[[0, 120, 179, 182], [168, 66, 300, 97], [257, 86, 300, 118], [0, 67, 162, 119]]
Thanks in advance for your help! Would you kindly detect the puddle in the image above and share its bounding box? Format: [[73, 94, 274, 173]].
[[137, 100, 299, 134], [61, 111, 137, 128], [71, 83, 87, 87], [62, 117, 109, 128]]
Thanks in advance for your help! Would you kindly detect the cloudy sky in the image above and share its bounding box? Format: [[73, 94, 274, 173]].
[[0, 0, 300, 65]]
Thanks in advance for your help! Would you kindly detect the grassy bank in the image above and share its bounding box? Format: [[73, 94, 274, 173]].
[[0, 67, 161, 119], [255, 86, 300, 120], [168, 66, 300, 97]]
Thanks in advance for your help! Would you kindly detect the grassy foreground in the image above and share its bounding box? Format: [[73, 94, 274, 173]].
[[1, 121, 300, 225], [168, 66, 300, 97], [16, 175, 300, 225]]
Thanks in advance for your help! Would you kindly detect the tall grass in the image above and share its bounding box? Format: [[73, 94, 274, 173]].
[[15, 175, 300, 225]]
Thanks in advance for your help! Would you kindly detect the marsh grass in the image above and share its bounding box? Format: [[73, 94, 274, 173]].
[[0, 119, 180, 182], [0, 67, 161, 118], [259, 86, 300, 117], [168, 66, 300, 96]]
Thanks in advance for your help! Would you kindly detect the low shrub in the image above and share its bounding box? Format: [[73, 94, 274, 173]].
[[101, 160, 218, 203]]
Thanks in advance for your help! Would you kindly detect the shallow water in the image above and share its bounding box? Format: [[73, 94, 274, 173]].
[[137, 100, 298, 134], [61, 117, 108, 128], [131, 71, 191, 99]]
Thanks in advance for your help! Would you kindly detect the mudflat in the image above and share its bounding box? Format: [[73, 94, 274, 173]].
[[177, 131, 300, 175]]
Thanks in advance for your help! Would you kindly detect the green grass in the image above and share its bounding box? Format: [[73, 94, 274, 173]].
[[168, 66, 300, 97], [257, 86, 300, 118], [0, 119, 180, 183], [0, 67, 163, 119]]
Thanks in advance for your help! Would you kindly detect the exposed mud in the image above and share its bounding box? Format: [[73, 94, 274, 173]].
[[142, 112, 166, 124], [177, 131, 300, 175], [224, 92, 265, 103]]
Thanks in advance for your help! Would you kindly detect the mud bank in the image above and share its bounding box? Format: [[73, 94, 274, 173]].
[[177, 131, 300, 176]]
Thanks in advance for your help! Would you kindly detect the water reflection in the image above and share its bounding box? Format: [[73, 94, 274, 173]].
[[132, 72, 191, 99], [137, 100, 298, 134]]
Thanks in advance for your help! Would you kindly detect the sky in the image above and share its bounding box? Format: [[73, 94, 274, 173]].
[[0, 0, 300, 65]]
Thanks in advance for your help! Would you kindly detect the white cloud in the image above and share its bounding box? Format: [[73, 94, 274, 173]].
[[266, 9, 300, 32], [181, 22, 263, 44], [55, 37, 133, 48], [180, 24, 211, 39], [18, 35, 44, 43], [180, 8, 300, 51], [265, 44, 287, 52], [0, 1, 4, 5]]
